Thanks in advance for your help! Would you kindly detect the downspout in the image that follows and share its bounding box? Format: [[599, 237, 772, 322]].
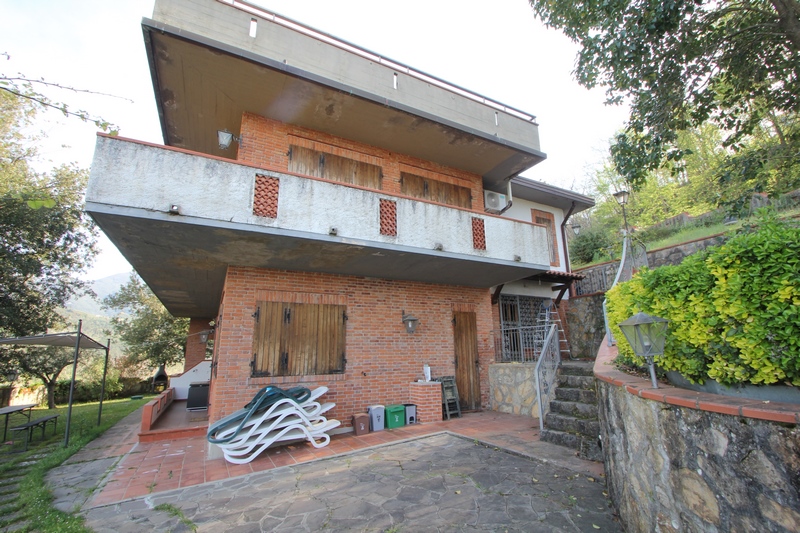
[[560, 201, 577, 296], [497, 180, 514, 215]]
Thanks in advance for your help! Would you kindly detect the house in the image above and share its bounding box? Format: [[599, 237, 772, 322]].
[[85, 0, 593, 435]]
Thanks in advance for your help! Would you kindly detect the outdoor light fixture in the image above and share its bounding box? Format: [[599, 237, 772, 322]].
[[217, 129, 241, 150], [4, 370, 18, 383], [401, 310, 420, 334], [613, 190, 630, 235], [198, 327, 215, 344], [571, 224, 581, 236], [618, 312, 669, 388]]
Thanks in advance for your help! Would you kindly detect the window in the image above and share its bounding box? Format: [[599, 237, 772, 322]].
[[400, 172, 472, 209], [532, 209, 560, 267], [288, 145, 382, 189], [251, 301, 347, 377]]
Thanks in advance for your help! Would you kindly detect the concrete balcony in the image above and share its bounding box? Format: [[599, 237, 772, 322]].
[[86, 136, 551, 317]]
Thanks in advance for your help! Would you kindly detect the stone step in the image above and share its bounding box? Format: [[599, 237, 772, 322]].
[[558, 361, 594, 376], [557, 374, 596, 390], [544, 413, 600, 436], [554, 387, 597, 403], [549, 400, 598, 419], [540, 429, 604, 462]]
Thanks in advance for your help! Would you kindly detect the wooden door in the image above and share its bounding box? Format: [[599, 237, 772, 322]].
[[453, 311, 480, 410]]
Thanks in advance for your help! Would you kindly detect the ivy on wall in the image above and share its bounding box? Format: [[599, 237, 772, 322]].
[[607, 210, 800, 386]]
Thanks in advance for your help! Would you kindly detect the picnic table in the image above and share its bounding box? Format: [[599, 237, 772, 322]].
[[0, 403, 37, 442]]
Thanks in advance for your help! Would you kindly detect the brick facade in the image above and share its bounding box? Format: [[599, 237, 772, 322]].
[[184, 317, 212, 372], [207, 266, 495, 426], [237, 113, 486, 212]]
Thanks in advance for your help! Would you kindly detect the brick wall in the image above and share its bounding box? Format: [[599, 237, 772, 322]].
[[184, 318, 212, 372], [237, 112, 486, 212], [208, 266, 495, 426]]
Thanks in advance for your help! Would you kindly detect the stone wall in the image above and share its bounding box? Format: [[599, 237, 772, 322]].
[[488, 364, 539, 418], [563, 294, 606, 359], [595, 341, 800, 532]]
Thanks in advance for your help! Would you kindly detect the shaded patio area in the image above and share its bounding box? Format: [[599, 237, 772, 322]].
[[88, 408, 605, 507]]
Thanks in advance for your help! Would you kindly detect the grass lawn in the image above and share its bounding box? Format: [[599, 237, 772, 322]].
[[0, 396, 152, 532]]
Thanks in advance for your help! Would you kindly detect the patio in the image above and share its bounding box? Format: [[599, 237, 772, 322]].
[[85, 406, 605, 507]]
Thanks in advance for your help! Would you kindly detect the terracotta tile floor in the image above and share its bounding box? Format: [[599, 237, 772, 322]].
[[90, 410, 603, 506]]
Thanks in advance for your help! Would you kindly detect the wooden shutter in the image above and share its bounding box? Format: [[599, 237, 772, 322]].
[[400, 172, 472, 209], [289, 145, 382, 189], [532, 209, 560, 267], [252, 301, 346, 376]]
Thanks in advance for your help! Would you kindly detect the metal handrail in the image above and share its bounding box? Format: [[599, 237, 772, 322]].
[[535, 324, 560, 431]]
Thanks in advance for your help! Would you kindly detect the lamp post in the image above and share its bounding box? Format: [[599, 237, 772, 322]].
[[613, 190, 630, 236], [618, 312, 669, 388]]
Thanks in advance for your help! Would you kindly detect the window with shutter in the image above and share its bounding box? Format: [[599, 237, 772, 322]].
[[288, 145, 382, 189], [532, 209, 560, 267], [251, 301, 347, 377], [400, 172, 472, 209]]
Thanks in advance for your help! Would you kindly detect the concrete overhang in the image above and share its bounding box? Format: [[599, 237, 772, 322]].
[[86, 136, 552, 318], [510, 176, 595, 213], [143, 0, 546, 190], [86, 206, 551, 318]]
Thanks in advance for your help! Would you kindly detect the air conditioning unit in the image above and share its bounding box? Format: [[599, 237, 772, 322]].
[[484, 190, 507, 214]]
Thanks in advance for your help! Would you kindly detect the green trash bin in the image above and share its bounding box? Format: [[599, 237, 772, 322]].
[[385, 404, 406, 429]]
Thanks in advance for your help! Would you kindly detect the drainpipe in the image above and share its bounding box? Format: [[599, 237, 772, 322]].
[[561, 201, 577, 296], [497, 180, 514, 215]]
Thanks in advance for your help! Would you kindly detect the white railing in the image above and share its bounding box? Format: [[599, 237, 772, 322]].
[[535, 324, 561, 431]]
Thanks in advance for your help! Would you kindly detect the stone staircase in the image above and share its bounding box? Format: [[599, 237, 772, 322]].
[[540, 361, 603, 461]]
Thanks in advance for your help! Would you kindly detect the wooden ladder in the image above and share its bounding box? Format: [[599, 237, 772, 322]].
[[436, 376, 462, 420]]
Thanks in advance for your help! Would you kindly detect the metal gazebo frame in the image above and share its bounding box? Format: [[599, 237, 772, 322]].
[[0, 320, 111, 447]]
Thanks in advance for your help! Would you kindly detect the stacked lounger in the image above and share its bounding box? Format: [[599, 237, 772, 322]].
[[207, 385, 340, 464]]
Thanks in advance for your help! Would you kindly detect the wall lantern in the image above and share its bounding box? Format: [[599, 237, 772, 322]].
[[571, 224, 581, 236], [401, 310, 420, 334], [617, 312, 669, 388], [198, 327, 215, 344], [217, 129, 241, 150]]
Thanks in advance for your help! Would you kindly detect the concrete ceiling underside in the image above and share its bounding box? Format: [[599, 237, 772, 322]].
[[143, 26, 544, 190], [88, 207, 548, 318]]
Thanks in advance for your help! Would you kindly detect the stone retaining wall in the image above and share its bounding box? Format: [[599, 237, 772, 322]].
[[488, 364, 539, 418], [595, 340, 800, 532]]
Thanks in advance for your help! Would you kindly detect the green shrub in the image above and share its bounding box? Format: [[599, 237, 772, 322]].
[[570, 226, 615, 265], [607, 210, 800, 386]]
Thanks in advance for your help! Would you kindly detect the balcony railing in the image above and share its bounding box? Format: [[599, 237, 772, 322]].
[[492, 325, 552, 363]]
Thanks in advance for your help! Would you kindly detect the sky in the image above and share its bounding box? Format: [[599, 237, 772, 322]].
[[1, 0, 628, 280]]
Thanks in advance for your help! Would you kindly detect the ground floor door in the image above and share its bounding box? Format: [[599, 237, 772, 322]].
[[453, 311, 480, 411]]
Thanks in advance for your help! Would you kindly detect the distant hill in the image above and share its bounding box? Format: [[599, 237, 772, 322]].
[[69, 272, 132, 317]]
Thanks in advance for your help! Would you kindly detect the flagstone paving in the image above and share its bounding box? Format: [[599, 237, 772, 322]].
[[81, 433, 620, 532]]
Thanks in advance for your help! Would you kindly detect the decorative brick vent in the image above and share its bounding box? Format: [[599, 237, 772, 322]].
[[380, 199, 397, 236], [472, 217, 486, 250], [253, 175, 279, 218]]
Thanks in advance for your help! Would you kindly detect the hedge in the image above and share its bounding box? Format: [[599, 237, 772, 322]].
[[606, 210, 800, 386]]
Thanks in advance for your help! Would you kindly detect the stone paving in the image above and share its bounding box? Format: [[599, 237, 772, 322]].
[[81, 433, 621, 532]]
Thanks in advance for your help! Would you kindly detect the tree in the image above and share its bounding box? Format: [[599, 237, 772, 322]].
[[0, 90, 98, 383], [529, 1, 800, 188], [1, 52, 120, 134], [15, 346, 74, 409], [103, 275, 189, 372]]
